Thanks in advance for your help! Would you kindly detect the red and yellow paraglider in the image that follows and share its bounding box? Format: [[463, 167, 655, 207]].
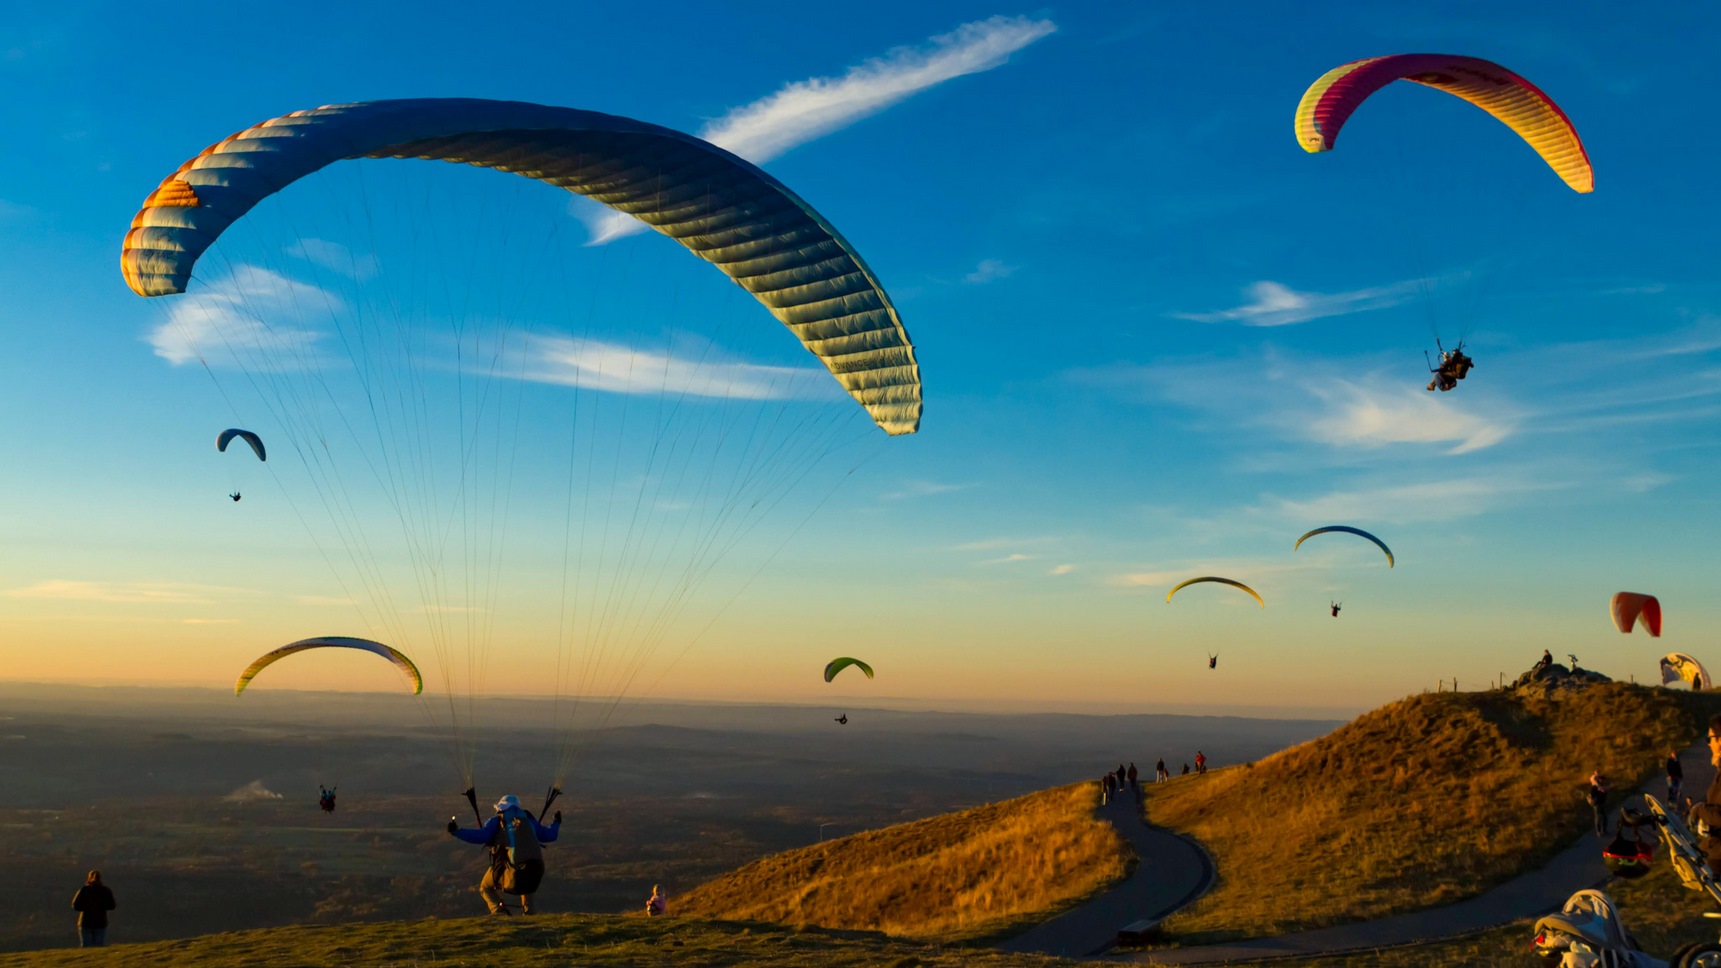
[[1294, 53, 1592, 193]]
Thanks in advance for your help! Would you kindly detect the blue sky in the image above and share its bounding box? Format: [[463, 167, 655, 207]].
[[2, 2, 1719, 717]]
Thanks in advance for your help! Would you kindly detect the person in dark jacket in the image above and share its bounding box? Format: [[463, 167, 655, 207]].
[[71, 870, 115, 947], [1667, 749, 1686, 805], [448, 794, 560, 915], [1689, 714, 1721, 868], [1126, 762, 1139, 793]]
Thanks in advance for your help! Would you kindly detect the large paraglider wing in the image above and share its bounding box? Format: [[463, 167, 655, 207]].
[[1660, 653, 1710, 691], [235, 636, 423, 695], [1611, 592, 1662, 636], [1294, 54, 1592, 193], [1293, 526, 1394, 567], [824, 657, 875, 683], [1165, 577, 1265, 608], [216, 428, 266, 462], [122, 99, 920, 435]]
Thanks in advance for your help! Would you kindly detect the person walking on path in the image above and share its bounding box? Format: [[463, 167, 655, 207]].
[[1586, 771, 1609, 836], [1127, 762, 1139, 794], [1100, 773, 1114, 805], [1155, 758, 1168, 783], [1195, 750, 1207, 775], [1667, 749, 1685, 805], [71, 870, 115, 948], [1116, 764, 1127, 790], [448, 794, 561, 916]]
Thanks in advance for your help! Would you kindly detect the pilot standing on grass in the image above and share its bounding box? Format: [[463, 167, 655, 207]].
[[448, 795, 560, 916], [1688, 713, 1721, 867]]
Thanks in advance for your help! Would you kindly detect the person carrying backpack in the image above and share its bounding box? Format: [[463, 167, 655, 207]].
[[448, 794, 560, 915]]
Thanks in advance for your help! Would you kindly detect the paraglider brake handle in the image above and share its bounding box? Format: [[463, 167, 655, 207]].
[[541, 786, 562, 818], [462, 786, 482, 825]]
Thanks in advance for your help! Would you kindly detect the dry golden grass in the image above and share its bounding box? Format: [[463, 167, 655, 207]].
[[676, 782, 1130, 942], [1147, 682, 1721, 942]]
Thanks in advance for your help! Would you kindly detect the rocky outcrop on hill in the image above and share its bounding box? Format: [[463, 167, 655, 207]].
[[1511, 660, 1612, 698]]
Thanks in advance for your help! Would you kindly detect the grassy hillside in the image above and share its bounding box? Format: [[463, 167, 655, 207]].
[[676, 782, 1129, 941], [9, 913, 1084, 968], [1145, 682, 1720, 942]]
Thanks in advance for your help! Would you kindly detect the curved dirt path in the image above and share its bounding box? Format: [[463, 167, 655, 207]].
[[1118, 741, 1711, 965], [998, 785, 1214, 959]]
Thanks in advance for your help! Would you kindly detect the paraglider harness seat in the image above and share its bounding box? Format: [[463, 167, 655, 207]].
[[494, 812, 546, 896], [1425, 341, 1474, 392]]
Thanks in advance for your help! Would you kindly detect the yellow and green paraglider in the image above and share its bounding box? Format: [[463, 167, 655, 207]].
[[1166, 577, 1264, 608], [1294, 53, 1592, 193], [824, 657, 874, 683], [1293, 526, 1394, 567], [234, 636, 423, 696]]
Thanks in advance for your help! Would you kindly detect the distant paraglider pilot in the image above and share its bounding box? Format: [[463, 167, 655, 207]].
[[1426, 343, 1475, 392], [319, 785, 336, 813], [1208, 653, 1218, 670], [1330, 602, 1342, 618], [834, 713, 848, 725], [229, 491, 241, 502], [448, 794, 560, 916]]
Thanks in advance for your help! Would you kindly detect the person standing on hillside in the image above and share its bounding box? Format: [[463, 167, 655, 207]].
[[1126, 762, 1138, 794], [1155, 758, 1168, 783], [1667, 749, 1685, 805], [71, 870, 115, 947], [1587, 771, 1609, 836], [448, 794, 561, 916], [1195, 750, 1207, 774], [1116, 764, 1127, 789]]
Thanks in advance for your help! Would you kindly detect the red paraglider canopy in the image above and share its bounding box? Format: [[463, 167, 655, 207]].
[[1610, 592, 1661, 637]]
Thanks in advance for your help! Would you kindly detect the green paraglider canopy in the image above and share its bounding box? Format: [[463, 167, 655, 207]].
[[824, 657, 874, 683], [1293, 526, 1393, 567], [235, 636, 423, 695], [1166, 577, 1265, 608]]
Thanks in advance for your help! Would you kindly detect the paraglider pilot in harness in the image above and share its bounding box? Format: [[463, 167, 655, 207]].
[[1425, 340, 1474, 392], [318, 785, 336, 813], [448, 794, 560, 916], [229, 491, 241, 502]]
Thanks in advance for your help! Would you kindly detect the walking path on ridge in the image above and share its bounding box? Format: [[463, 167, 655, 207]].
[[1119, 740, 1712, 964], [999, 780, 1213, 959]]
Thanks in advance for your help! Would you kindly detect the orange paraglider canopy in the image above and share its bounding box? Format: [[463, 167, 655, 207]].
[[1610, 592, 1661, 637]]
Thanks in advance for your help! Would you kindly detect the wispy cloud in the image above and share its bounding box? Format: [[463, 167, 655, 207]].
[[980, 553, 1035, 565], [952, 535, 1057, 551], [882, 480, 976, 501], [964, 258, 1018, 284], [1077, 351, 1513, 456], [1175, 278, 1431, 327], [147, 264, 330, 368], [5, 580, 246, 605], [516, 333, 835, 401], [1306, 380, 1513, 454], [1049, 563, 1076, 576], [581, 15, 1056, 244], [286, 238, 379, 281], [1266, 477, 1564, 524]]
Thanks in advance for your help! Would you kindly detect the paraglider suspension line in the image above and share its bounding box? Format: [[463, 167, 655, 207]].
[[540, 785, 562, 818], [462, 786, 482, 825]]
